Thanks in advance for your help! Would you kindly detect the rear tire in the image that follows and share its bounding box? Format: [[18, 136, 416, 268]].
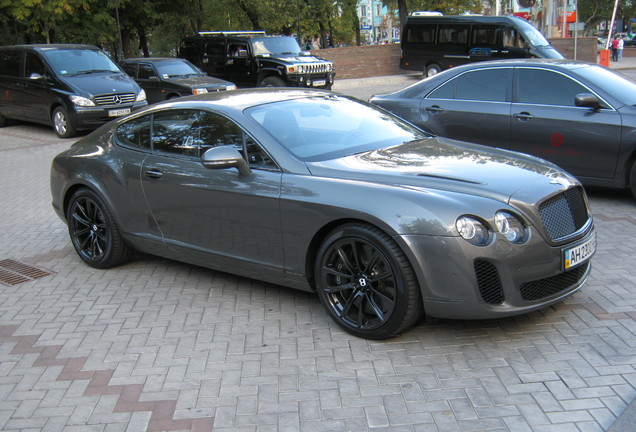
[[67, 188, 132, 269], [425, 64, 441, 77], [52, 106, 77, 138]]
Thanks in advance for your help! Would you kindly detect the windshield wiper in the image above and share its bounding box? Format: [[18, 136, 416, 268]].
[[72, 69, 116, 76]]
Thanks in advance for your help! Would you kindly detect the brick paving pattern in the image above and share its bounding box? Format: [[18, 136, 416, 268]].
[[0, 120, 635, 432]]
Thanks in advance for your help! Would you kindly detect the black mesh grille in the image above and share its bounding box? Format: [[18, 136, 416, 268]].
[[520, 262, 589, 301], [539, 187, 588, 241], [474, 259, 505, 305]]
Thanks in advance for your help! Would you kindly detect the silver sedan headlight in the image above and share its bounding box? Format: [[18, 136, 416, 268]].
[[456, 216, 490, 246], [494, 211, 527, 243]]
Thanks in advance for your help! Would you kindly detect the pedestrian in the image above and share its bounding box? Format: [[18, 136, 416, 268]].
[[612, 36, 619, 61], [618, 35, 624, 61]]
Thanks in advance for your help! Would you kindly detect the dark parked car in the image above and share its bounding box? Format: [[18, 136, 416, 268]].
[[50, 89, 595, 339], [0, 44, 147, 138], [370, 59, 636, 198], [120, 57, 236, 104], [180, 31, 335, 88]]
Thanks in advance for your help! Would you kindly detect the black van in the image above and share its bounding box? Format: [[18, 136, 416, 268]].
[[400, 14, 563, 77], [0, 44, 147, 138]]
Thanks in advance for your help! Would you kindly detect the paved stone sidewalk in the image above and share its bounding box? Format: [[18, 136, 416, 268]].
[[0, 120, 635, 432]]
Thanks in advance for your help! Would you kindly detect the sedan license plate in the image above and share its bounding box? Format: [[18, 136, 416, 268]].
[[564, 234, 596, 269], [312, 80, 326, 87], [108, 108, 131, 117]]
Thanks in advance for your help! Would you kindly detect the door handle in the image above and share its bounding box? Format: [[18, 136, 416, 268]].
[[144, 169, 163, 179], [513, 112, 534, 121], [426, 105, 443, 113]]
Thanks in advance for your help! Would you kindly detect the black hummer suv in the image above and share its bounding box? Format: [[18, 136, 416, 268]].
[[180, 31, 335, 89]]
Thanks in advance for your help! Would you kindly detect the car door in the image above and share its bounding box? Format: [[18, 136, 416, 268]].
[[225, 41, 251, 86], [140, 108, 285, 275], [137, 63, 164, 103], [419, 67, 512, 148], [20, 51, 55, 124], [510, 67, 622, 180]]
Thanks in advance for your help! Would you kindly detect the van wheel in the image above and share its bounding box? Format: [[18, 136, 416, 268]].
[[52, 106, 77, 138], [425, 64, 441, 77], [260, 76, 286, 87]]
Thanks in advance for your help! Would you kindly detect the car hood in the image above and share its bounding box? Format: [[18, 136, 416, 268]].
[[263, 54, 330, 64], [163, 76, 230, 88], [63, 72, 140, 97], [306, 137, 576, 204]]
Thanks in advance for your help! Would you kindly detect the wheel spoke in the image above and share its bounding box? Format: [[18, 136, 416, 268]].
[[365, 293, 386, 322], [323, 281, 356, 294]]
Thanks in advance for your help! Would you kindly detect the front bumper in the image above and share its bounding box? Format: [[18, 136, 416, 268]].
[[287, 73, 335, 88], [399, 225, 596, 320], [69, 101, 148, 131]]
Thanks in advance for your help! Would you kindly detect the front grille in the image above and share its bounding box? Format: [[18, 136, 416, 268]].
[[520, 262, 589, 301], [94, 93, 136, 106], [539, 187, 589, 241], [474, 259, 505, 304], [302, 63, 332, 74]]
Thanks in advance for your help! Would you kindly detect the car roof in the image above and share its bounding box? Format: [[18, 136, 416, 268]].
[[444, 58, 598, 73], [140, 88, 335, 113], [122, 57, 189, 63], [0, 44, 100, 51]]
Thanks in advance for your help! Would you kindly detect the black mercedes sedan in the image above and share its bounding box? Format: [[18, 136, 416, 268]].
[[370, 59, 636, 198], [50, 89, 595, 339], [120, 57, 236, 104]]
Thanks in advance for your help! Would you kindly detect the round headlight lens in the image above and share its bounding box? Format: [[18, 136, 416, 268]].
[[456, 216, 490, 246], [495, 211, 526, 243]]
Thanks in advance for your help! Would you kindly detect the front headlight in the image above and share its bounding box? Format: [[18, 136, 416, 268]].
[[225, 84, 237, 91], [193, 88, 208, 95], [136, 89, 147, 102], [70, 95, 95, 107], [495, 211, 527, 243], [456, 216, 490, 246]]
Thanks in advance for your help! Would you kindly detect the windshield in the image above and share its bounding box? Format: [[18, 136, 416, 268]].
[[42, 48, 121, 75], [251, 37, 303, 56], [516, 20, 551, 47], [155, 59, 202, 77], [246, 95, 430, 162], [575, 65, 636, 107]]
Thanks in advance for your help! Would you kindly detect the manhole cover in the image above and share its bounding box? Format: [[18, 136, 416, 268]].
[[0, 259, 54, 286]]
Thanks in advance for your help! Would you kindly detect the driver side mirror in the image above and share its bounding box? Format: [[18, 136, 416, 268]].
[[201, 145, 251, 176], [575, 93, 602, 110]]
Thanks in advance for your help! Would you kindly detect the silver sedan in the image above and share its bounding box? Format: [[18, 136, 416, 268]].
[[50, 89, 596, 339]]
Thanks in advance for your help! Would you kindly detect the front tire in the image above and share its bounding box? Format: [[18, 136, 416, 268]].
[[260, 76, 286, 87], [52, 106, 77, 138], [67, 189, 131, 269], [314, 224, 423, 339]]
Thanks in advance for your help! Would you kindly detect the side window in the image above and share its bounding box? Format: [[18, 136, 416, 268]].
[[115, 115, 152, 150], [517, 69, 589, 107], [455, 69, 511, 102], [228, 42, 248, 57], [24, 52, 47, 78], [438, 26, 468, 44], [205, 41, 225, 57], [428, 79, 456, 99], [503, 27, 527, 49], [121, 63, 138, 78], [471, 26, 500, 46], [138, 64, 155, 79], [152, 110, 201, 156], [406, 24, 435, 44], [0, 50, 21, 77]]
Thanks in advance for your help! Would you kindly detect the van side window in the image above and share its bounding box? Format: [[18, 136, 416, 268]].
[[25, 52, 47, 78], [503, 28, 527, 49], [455, 69, 511, 102], [406, 24, 435, 44], [0, 50, 21, 77], [439, 26, 468, 44], [471, 26, 500, 46]]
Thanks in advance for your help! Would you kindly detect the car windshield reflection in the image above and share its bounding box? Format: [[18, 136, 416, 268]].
[[246, 95, 430, 161]]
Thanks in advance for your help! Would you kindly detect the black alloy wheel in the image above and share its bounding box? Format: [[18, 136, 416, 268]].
[[67, 189, 131, 269], [315, 224, 423, 339]]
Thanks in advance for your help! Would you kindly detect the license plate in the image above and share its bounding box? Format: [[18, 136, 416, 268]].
[[108, 108, 131, 117], [312, 80, 326, 87], [564, 233, 596, 269]]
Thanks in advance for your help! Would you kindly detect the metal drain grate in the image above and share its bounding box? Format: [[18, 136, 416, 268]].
[[0, 259, 54, 286]]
